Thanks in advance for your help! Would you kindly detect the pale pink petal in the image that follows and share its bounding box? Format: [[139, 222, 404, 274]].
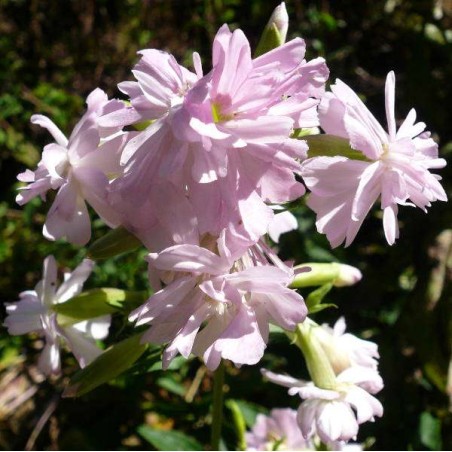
[[31, 114, 68, 147], [385, 71, 397, 140], [62, 325, 103, 368], [214, 305, 266, 366], [151, 244, 229, 274], [55, 259, 94, 302], [268, 210, 298, 242], [382, 204, 399, 245]]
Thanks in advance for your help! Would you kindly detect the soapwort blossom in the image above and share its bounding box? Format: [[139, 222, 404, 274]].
[[262, 369, 383, 444], [17, 89, 129, 245], [246, 408, 313, 451], [129, 237, 307, 370], [102, 24, 328, 252], [4, 256, 110, 375], [301, 71, 447, 247]]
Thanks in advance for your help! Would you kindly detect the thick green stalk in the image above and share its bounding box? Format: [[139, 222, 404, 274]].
[[293, 321, 337, 390], [211, 361, 225, 450]]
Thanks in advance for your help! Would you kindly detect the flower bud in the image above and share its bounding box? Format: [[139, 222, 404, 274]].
[[255, 2, 289, 57], [335, 264, 362, 287], [291, 262, 362, 288]]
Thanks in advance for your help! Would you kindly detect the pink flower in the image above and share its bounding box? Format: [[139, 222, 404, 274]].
[[301, 71, 447, 247], [104, 25, 328, 253], [246, 408, 313, 451], [4, 256, 110, 376], [129, 238, 307, 370], [17, 89, 129, 245], [262, 369, 383, 444]]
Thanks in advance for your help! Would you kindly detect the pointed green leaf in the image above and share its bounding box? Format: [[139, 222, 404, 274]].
[[63, 334, 148, 397], [229, 400, 268, 428], [420, 411, 442, 450], [88, 226, 142, 260], [308, 302, 337, 314], [137, 425, 203, 451], [306, 283, 333, 312], [53, 288, 147, 322]]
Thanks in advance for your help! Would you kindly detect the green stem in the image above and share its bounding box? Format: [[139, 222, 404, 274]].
[[291, 321, 337, 390], [211, 360, 225, 450]]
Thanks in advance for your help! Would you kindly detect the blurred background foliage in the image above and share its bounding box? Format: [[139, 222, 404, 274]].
[[0, 0, 451, 450]]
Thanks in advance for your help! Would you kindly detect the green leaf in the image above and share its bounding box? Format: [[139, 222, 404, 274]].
[[156, 376, 186, 396], [88, 226, 142, 260], [419, 411, 442, 450], [137, 425, 202, 451], [230, 400, 268, 428], [304, 134, 369, 161], [63, 334, 148, 397], [306, 283, 333, 309], [308, 302, 337, 314], [53, 288, 147, 322]]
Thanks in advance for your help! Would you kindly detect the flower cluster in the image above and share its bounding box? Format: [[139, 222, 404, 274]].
[[5, 2, 448, 448]]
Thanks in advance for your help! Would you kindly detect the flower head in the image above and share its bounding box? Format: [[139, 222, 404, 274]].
[[130, 238, 307, 370], [103, 25, 328, 254], [246, 408, 313, 451], [301, 71, 447, 247], [4, 256, 110, 375], [262, 369, 383, 444], [17, 89, 128, 245]]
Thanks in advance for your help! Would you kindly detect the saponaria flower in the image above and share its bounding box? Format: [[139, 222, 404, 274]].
[[129, 236, 307, 370], [262, 369, 383, 444], [101, 24, 328, 255], [17, 89, 129, 245], [301, 71, 447, 247], [4, 256, 110, 376], [245, 408, 313, 451]]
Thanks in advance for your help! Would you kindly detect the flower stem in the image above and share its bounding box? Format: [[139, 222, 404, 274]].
[[293, 321, 337, 390], [211, 360, 225, 450]]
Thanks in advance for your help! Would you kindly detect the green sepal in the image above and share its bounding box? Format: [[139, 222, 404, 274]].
[[304, 134, 369, 161], [255, 23, 283, 57], [63, 334, 148, 397], [53, 288, 147, 323], [87, 226, 142, 260]]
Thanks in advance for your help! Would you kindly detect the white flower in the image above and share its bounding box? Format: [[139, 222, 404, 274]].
[[4, 256, 110, 376], [262, 368, 383, 444]]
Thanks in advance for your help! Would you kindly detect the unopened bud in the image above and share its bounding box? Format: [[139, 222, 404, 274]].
[[335, 264, 362, 287], [291, 263, 362, 288], [255, 2, 289, 57], [268, 2, 289, 43]]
